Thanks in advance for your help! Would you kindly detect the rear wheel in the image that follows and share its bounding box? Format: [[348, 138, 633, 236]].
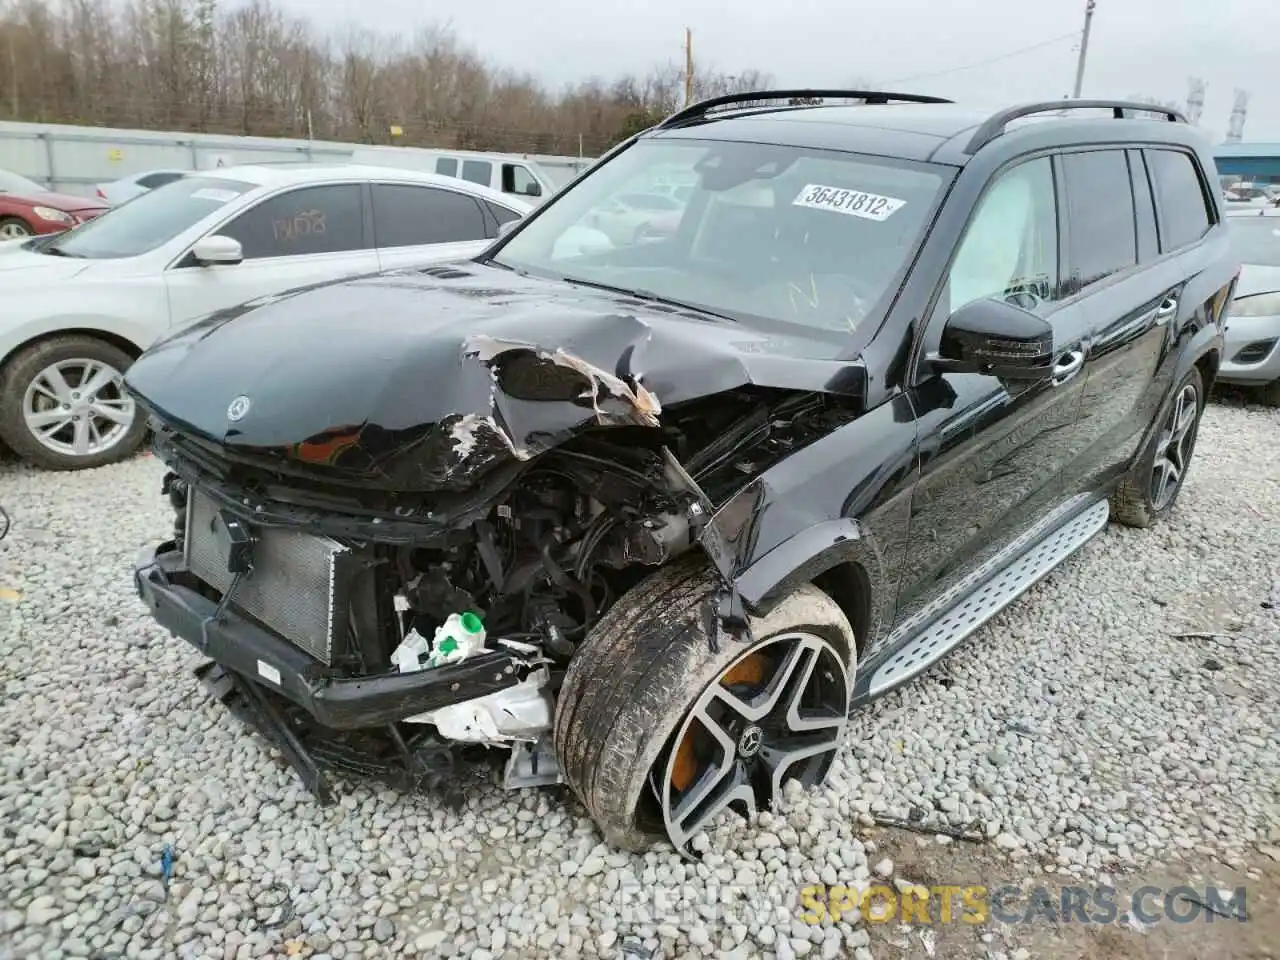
[[0, 216, 32, 240], [0, 336, 145, 470], [1109, 366, 1205, 528], [553, 556, 856, 854]]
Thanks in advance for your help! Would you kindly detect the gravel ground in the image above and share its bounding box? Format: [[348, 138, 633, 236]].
[[1, 401, 1277, 960]]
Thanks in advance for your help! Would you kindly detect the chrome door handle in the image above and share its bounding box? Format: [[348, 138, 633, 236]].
[[1052, 349, 1085, 385], [1156, 297, 1178, 319]]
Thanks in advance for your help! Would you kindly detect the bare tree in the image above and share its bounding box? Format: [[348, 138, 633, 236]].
[[0, 0, 774, 154]]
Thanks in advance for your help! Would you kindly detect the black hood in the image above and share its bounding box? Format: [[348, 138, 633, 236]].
[[125, 262, 867, 491]]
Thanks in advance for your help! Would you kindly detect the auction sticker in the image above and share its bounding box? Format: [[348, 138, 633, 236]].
[[793, 184, 906, 221]]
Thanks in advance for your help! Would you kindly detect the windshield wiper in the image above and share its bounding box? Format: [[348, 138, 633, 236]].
[[558, 276, 740, 323]]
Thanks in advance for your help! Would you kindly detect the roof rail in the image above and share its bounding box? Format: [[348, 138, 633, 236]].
[[657, 89, 954, 130], [964, 99, 1189, 154]]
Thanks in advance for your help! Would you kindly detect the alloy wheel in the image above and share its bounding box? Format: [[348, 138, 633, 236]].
[[0, 221, 32, 240], [22, 358, 136, 459], [1150, 382, 1199, 511], [652, 631, 850, 855]]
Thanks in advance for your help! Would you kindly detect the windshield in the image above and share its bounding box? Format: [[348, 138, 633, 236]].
[[491, 138, 948, 335], [46, 176, 256, 259], [1229, 216, 1280, 267], [0, 169, 46, 194]]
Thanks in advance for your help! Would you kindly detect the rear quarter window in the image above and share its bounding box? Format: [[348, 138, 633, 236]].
[[486, 201, 522, 226], [1145, 149, 1214, 251]]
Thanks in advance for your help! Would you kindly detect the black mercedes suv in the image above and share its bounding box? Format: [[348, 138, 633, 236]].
[[126, 91, 1238, 856]]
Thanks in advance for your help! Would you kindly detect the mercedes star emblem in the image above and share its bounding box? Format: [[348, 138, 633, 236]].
[[737, 725, 764, 758], [226, 395, 251, 422]]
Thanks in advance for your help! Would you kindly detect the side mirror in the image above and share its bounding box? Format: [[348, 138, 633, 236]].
[[497, 220, 520, 238], [524, 182, 543, 198], [929, 297, 1055, 380], [191, 235, 243, 266]]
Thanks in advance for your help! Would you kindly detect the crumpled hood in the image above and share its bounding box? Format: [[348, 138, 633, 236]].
[[125, 262, 866, 491]]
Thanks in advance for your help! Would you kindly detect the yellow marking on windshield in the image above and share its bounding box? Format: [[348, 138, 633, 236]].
[[787, 274, 821, 313]]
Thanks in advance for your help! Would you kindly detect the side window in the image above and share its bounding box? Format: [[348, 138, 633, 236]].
[[371, 184, 487, 247], [486, 201, 522, 227], [461, 160, 492, 187], [501, 164, 542, 197], [219, 184, 365, 260], [1145, 149, 1213, 251], [435, 157, 458, 177], [1060, 150, 1137, 291], [138, 172, 185, 190], [948, 156, 1060, 314]]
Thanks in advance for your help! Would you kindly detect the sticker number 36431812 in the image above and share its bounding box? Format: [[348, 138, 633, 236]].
[[792, 184, 906, 221]]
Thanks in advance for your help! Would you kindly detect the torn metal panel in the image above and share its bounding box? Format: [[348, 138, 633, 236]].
[[124, 263, 868, 494]]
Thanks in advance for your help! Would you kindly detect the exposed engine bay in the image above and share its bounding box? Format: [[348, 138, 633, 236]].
[[147, 385, 859, 806]]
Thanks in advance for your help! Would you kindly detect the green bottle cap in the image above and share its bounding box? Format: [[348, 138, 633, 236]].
[[460, 611, 483, 634]]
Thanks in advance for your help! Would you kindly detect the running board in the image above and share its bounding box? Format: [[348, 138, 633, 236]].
[[859, 498, 1111, 702]]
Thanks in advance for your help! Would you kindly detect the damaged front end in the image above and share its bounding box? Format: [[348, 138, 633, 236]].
[[128, 277, 866, 810]]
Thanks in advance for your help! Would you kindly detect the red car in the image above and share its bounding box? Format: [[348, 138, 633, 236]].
[[0, 169, 109, 240]]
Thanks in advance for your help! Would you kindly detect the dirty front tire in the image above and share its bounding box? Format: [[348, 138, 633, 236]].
[[1109, 365, 1205, 528], [553, 556, 856, 852], [0, 335, 145, 471]]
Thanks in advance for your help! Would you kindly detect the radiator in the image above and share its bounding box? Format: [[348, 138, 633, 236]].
[[184, 489, 353, 664]]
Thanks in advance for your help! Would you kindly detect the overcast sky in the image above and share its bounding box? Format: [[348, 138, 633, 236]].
[[281, 0, 1278, 145]]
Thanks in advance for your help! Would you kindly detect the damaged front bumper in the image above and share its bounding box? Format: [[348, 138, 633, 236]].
[[133, 542, 532, 731]]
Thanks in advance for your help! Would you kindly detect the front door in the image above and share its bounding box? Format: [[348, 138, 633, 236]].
[[893, 153, 1093, 630], [164, 183, 379, 328]]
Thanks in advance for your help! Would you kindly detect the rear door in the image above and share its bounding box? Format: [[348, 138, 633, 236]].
[[1061, 147, 1213, 494], [164, 182, 378, 327], [369, 182, 498, 272]]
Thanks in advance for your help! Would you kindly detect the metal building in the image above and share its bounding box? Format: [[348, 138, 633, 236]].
[[1214, 142, 1280, 185]]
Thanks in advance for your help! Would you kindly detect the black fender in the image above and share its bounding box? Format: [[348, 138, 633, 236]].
[[1134, 318, 1223, 458], [695, 392, 920, 649], [1171, 320, 1223, 393]]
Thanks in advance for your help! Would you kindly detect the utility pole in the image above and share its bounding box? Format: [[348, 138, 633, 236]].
[[684, 28, 694, 107], [1071, 0, 1096, 99], [7, 8, 17, 118]]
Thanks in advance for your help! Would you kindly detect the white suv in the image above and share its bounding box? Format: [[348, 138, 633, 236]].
[[0, 163, 530, 470]]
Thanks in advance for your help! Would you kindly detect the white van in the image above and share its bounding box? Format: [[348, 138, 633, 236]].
[[351, 147, 557, 203]]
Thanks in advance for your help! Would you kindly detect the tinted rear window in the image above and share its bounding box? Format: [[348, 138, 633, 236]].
[[1060, 149, 1137, 290], [1146, 149, 1213, 251], [486, 201, 522, 226], [371, 184, 488, 247]]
